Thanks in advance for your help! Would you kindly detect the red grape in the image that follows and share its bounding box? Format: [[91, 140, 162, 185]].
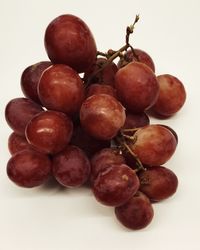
[[84, 57, 118, 86], [25, 111, 73, 154], [115, 62, 159, 113], [118, 49, 155, 72], [8, 132, 32, 155], [90, 148, 125, 180], [86, 83, 117, 98], [44, 14, 97, 73], [159, 125, 178, 143], [71, 125, 110, 158], [7, 149, 51, 188], [123, 112, 150, 129], [151, 74, 186, 117], [129, 125, 177, 166], [5, 97, 43, 136], [138, 166, 178, 202], [115, 191, 154, 230], [92, 164, 139, 206], [20, 61, 52, 104], [52, 145, 90, 187], [38, 64, 84, 115], [80, 94, 125, 140]]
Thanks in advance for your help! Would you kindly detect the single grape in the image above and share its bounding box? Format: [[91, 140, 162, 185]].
[[7, 149, 51, 188], [52, 145, 90, 187], [8, 132, 32, 155], [5, 97, 43, 136], [80, 94, 125, 140], [138, 166, 178, 202], [38, 64, 84, 115], [25, 111, 73, 154], [128, 125, 177, 166], [44, 14, 97, 73], [84, 57, 118, 86], [150, 74, 186, 117], [159, 124, 178, 143], [90, 148, 125, 181], [115, 62, 159, 113], [86, 83, 117, 98], [71, 125, 110, 158], [118, 49, 155, 72], [20, 61, 52, 104], [115, 191, 154, 230], [122, 112, 150, 129], [92, 164, 139, 206]]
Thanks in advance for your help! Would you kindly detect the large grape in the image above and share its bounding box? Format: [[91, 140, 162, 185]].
[[80, 94, 125, 140], [38, 64, 84, 115], [44, 14, 97, 73], [115, 62, 159, 113]]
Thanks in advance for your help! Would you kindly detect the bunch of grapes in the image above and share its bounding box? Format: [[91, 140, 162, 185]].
[[5, 14, 186, 230]]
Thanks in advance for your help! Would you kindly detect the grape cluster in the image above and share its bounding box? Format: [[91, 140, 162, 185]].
[[5, 14, 186, 230]]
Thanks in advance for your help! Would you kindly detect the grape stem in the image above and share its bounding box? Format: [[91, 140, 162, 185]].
[[85, 15, 140, 85]]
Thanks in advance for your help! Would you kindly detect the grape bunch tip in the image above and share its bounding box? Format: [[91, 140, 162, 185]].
[[5, 13, 186, 230]]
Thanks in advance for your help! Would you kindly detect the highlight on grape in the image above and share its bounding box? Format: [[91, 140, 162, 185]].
[[5, 14, 186, 230]]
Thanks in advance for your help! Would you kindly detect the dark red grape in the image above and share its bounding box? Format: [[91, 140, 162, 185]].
[[8, 132, 32, 155], [5, 98, 43, 136], [115, 191, 154, 230], [52, 145, 90, 187], [129, 125, 177, 166], [80, 94, 125, 140], [123, 112, 150, 129], [44, 14, 97, 73], [20, 61, 52, 104], [84, 57, 118, 86], [71, 125, 110, 158], [7, 149, 51, 188], [86, 83, 117, 98], [38, 64, 84, 115], [92, 164, 139, 206], [138, 166, 178, 202], [159, 125, 178, 143], [90, 148, 125, 181], [115, 62, 159, 113], [25, 111, 73, 154], [151, 74, 186, 117], [118, 49, 155, 72]]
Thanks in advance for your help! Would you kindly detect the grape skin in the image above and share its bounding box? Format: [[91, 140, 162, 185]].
[[92, 164, 139, 207], [44, 14, 97, 73], [138, 166, 178, 202], [8, 132, 33, 155], [122, 112, 150, 129], [90, 148, 125, 181], [25, 111, 73, 154], [115, 191, 154, 230], [38, 64, 84, 115], [20, 61, 52, 104], [151, 74, 186, 117], [52, 145, 91, 187], [80, 94, 126, 140], [86, 83, 117, 98], [129, 125, 177, 166], [7, 149, 51, 188], [5, 97, 43, 136], [115, 62, 159, 113]]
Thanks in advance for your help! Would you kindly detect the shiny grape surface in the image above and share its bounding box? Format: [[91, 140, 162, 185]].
[[25, 111, 73, 154], [115, 62, 159, 113], [93, 164, 139, 206], [7, 149, 51, 188], [38, 64, 84, 115], [80, 94, 125, 140], [45, 14, 97, 73]]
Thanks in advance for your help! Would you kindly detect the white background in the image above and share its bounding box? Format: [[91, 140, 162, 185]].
[[0, 0, 200, 249]]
